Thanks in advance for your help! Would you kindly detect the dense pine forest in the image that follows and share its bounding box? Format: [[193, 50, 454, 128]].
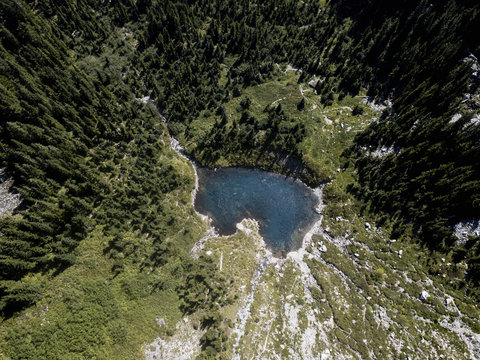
[[1, 0, 480, 358]]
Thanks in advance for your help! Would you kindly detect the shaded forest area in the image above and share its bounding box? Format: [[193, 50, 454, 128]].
[[1, 0, 480, 320], [314, 0, 480, 286]]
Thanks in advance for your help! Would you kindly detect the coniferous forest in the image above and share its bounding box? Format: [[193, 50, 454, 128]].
[[1, 0, 480, 358]]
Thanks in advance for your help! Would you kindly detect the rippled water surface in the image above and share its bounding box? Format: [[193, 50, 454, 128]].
[[195, 167, 319, 256]]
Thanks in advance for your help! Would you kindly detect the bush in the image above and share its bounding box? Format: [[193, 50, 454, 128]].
[[240, 97, 251, 109], [352, 105, 364, 116]]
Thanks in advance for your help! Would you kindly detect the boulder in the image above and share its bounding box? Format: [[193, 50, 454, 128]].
[[444, 297, 454, 306], [419, 290, 429, 301]]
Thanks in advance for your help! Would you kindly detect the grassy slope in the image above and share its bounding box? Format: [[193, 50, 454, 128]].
[[0, 128, 209, 359]]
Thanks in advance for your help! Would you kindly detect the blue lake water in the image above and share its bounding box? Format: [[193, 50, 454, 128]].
[[194, 167, 320, 257]]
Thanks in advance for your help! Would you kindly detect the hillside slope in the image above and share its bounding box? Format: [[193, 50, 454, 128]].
[[1, 0, 479, 358]]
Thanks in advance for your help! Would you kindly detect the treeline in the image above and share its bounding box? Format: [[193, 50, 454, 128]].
[[197, 102, 306, 163], [0, 1, 113, 314], [307, 0, 480, 286], [32, 0, 328, 133], [0, 0, 191, 317]]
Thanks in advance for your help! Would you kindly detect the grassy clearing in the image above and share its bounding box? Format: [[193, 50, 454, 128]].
[[0, 227, 184, 359], [184, 65, 376, 185], [202, 222, 263, 322]]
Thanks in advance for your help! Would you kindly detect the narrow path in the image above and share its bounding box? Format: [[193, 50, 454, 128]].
[[231, 254, 274, 359]]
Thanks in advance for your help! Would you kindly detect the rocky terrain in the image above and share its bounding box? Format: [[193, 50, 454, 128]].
[[144, 144, 480, 359], [0, 168, 21, 218]]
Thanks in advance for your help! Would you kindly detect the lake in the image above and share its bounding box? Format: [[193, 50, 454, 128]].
[[194, 167, 320, 257]]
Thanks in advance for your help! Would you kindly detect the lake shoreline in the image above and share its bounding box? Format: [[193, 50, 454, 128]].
[[170, 136, 325, 258]]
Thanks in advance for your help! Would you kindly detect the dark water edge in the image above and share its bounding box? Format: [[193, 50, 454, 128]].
[[194, 167, 320, 257]]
